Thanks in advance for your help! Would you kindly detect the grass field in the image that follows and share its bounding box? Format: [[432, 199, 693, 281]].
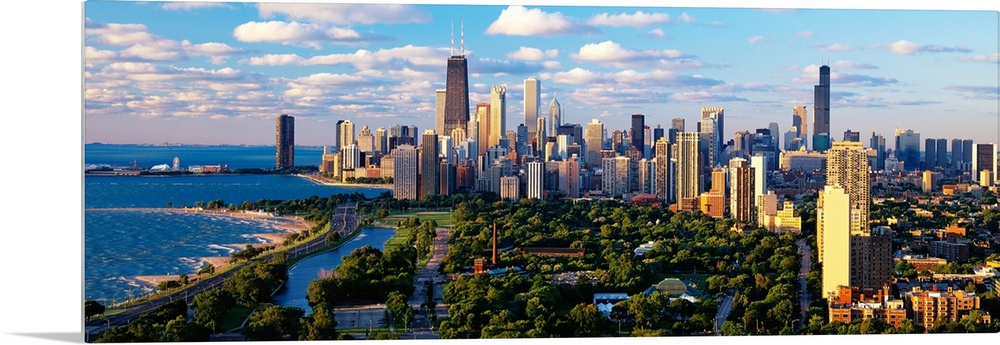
[[377, 209, 453, 252], [219, 304, 255, 332], [655, 273, 712, 294]]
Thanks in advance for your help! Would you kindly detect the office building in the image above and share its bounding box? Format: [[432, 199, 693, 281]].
[[924, 138, 937, 170], [952, 138, 965, 169], [341, 144, 361, 170], [638, 158, 654, 194], [435, 88, 446, 135], [440, 160, 455, 196], [813, 65, 831, 152], [971, 143, 997, 185], [870, 131, 886, 171], [392, 145, 418, 200], [585, 119, 604, 167], [524, 77, 540, 142], [476, 102, 491, 155], [700, 114, 720, 168], [935, 138, 948, 169], [895, 128, 921, 171], [500, 176, 519, 200], [750, 155, 766, 205], [275, 114, 294, 169], [548, 96, 562, 135], [488, 85, 506, 150], [558, 158, 580, 198], [339, 120, 355, 150], [821, 185, 851, 298], [671, 118, 685, 132], [824, 141, 871, 236], [420, 131, 440, 200], [730, 157, 755, 223], [535, 117, 546, 154], [843, 129, 860, 142], [793, 105, 808, 147], [699, 168, 726, 219], [357, 126, 375, 155], [631, 114, 645, 155], [375, 127, 387, 155], [444, 51, 469, 137]]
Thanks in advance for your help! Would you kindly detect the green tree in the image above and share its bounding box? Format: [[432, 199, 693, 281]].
[[85, 300, 105, 320], [386, 291, 416, 330], [191, 288, 235, 330], [566, 303, 605, 336], [300, 303, 338, 340], [242, 305, 305, 341]]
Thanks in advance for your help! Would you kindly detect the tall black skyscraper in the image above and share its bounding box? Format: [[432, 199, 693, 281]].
[[275, 114, 294, 170], [420, 131, 440, 200], [444, 26, 469, 137], [631, 114, 645, 151], [813, 65, 831, 151]]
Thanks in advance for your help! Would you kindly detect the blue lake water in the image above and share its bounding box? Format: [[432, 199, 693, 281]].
[[85, 143, 325, 170], [272, 228, 396, 314], [84, 145, 394, 304]]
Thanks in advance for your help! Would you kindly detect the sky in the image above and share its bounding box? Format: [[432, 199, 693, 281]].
[[83, 1, 1000, 149]]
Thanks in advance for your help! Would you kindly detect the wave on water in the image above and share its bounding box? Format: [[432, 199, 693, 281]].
[[348, 233, 367, 243], [179, 257, 200, 270], [207, 244, 236, 254]]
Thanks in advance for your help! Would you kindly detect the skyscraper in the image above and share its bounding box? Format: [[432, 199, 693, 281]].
[[275, 114, 294, 170], [489, 85, 506, 149], [824, 141, 871, 236], [895, 128, 921, 171], [676, 132, 701, 211], [924, 138, 937, 170], [631, 114, 645, 153], [420, 131, 440, 200], [971, 143, 997, 185], [813, 65, 831, 152], [602, 156, 631, 198], [701, 107, 724, 149], [444, 49, 469, 137], [527, 160, 544, 199], [730, 157, 755, 223], [936, 139, 948, 169], [821, 185, 851, 298], [870, 130, 886, 171], [357, 126, 375, 155], [793, 105, 808, 143], [476, 102, 491, 155], [536, 117, 546, 156], [375, 127, 387, 155], [559, 158, 580, 198], [524, 77, 540, 142], [392, 145, 418, 200], [339, 120, 355, 150], [585, 119, 604, 167], [654, 137, 672, 203], [700, 114, 720, 168], [548, 96, 562, 135], [843, 129, 860, 142], [671, 118, 685, 132], [435, 88, 446, 136], [952, 138, 965, 169]]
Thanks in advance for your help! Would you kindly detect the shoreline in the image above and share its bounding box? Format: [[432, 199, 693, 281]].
[[105, 207, 313, 286], [295, 173, 392, 189]]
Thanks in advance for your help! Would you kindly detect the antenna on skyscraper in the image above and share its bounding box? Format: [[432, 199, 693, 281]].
[[461, 20, 465, 56], [450, 21, 454, 56]]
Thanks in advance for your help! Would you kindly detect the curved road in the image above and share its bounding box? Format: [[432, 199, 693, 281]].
[[84, 204, 358, 340]]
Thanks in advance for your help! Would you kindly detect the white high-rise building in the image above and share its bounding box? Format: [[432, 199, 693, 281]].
[[527, 160, 545, 199], [750, 155, 767, 204], [357, 126, 375, 155], [341, 144, 361, 170], [500, 176, 520, 200], [489, 85, 506, 149], [339, 120, 356, 150], [438, 135, 454, 164], [602, 156, 631, 198]]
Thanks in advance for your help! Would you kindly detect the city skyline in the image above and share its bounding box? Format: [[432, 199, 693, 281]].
[[84, 1, 998, 148]]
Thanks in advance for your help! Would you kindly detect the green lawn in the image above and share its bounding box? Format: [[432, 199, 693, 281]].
[[377, 210, 453, 253], [655, 273, 712, 294], [219, 304, 255, 332]]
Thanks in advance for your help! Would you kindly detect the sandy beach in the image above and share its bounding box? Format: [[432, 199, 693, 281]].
[[123, 207, 314, 286]]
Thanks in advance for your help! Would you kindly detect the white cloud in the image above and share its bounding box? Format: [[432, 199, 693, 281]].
[[797, 31, 815, 39], [831, 60, 878, 69], [161, 2, 232, 11], [85, 47, 119, 64], [588, 11, 671, 28], [244, 45, 449, 73], [677, 13, 695, 23], [486, 6, 597, 36], [181, 41, 245, 64], [957, 52, 1000, 63], [748, 35, 767, 44], [120, 40, 183, 61], [258, 3, 430, 24], [646, 28, 665, 38], [544, 67, 724, 90], [86, 22, 156, 46], [542, 61, 562, 70], [817, 43, 852, 52], [572, 41, 685, 66], [507, 46, 559, 61], [86, 19, 246, 64], [232, 21, 385, 49], [873, 40, 973, 55]]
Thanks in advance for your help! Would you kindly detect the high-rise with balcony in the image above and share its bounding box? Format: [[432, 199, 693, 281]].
[[392, 145, 418, 200], [275, 114, 294, 170], [527, 160, 544, 199], [654, 137, 672, 203], [339, 120, 355, 150], [729, 157, 755, 223], [676, 132, 701, 211]]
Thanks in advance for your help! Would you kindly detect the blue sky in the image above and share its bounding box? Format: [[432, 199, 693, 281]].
[[83, 1, 999, 148]]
